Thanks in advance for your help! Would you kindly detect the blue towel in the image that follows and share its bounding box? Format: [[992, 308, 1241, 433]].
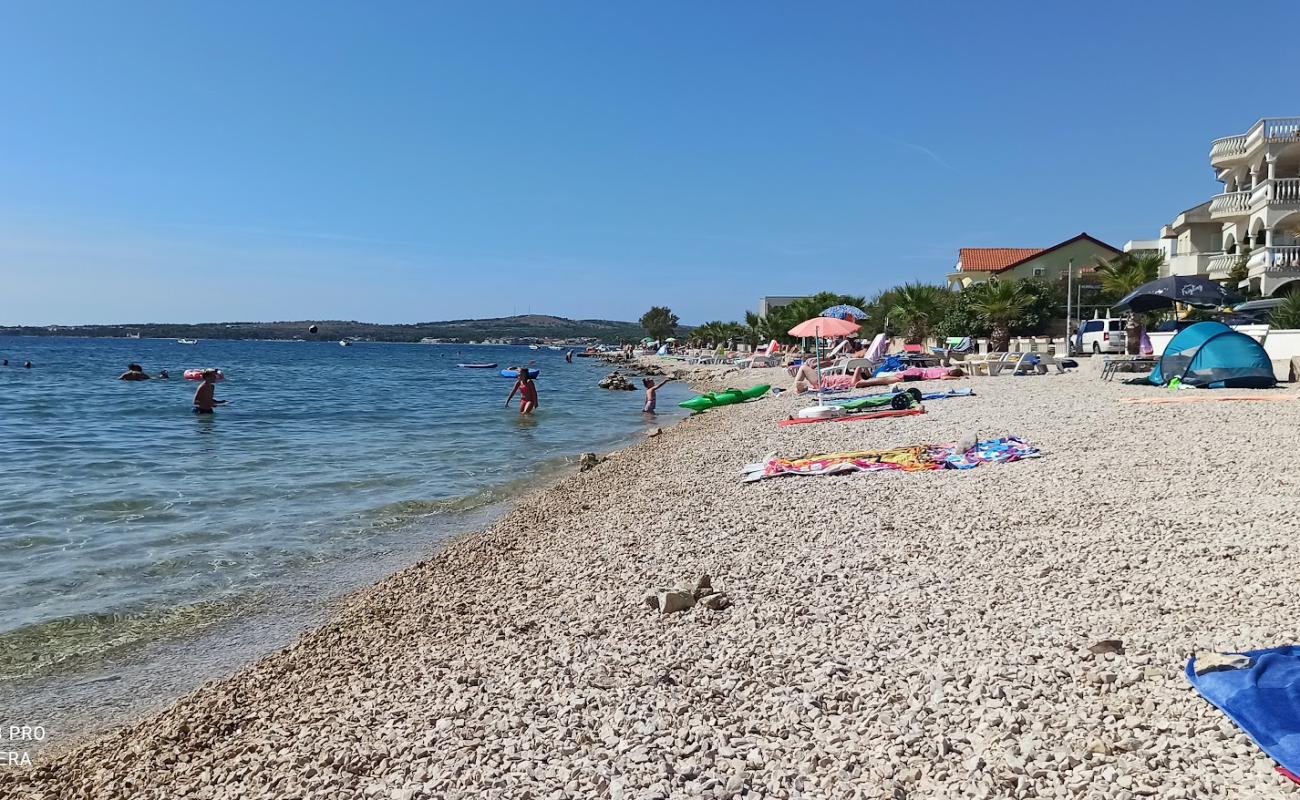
[[1187, 646, 1300, 775]]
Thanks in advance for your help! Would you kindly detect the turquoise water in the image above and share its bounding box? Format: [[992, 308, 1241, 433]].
[[0, 337, 690, 683]]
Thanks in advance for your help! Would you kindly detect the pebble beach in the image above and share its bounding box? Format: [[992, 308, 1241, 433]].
[[6, 360, 1300, 800]]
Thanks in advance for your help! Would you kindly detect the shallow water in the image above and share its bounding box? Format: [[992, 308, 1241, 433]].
[[0, 337, 691, 687]]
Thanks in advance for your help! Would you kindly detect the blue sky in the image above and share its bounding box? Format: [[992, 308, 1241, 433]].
[[2, 1, 1296, 325]]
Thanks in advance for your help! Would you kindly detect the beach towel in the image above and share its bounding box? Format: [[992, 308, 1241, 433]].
[[1122, 396, 1296, 405], [778, 408, 925, 427], [1187, 647, 1300, 779], [865, 332, 889, 362], [740, 437, 1040, 482]]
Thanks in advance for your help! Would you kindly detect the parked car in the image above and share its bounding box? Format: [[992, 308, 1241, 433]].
[[1075, 318, 1127, 354], [1231, 298, 1284, 324]]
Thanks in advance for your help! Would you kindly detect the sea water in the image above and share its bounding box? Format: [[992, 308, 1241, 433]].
[[0, 337, 693, 702]]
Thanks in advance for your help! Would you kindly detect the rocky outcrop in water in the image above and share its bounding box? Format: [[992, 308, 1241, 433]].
[[598, 371, 636, 391]]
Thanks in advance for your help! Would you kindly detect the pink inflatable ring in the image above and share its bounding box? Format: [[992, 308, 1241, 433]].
[[183, 369, 225, 381]]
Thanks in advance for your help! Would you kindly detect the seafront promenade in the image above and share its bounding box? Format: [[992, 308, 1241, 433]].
[[6, 363, 1300, 799]]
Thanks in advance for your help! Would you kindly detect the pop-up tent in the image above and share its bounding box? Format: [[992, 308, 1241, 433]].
[[1149, 321, 1275, 388]]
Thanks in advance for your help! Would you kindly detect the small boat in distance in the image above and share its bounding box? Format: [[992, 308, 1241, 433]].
[[126, 332, 141, 339], [177, 338, 197, 345], [339, 340, 351, 347], [528, 344, 541, 350], [547, 345, 562, 350], [457, 363, 498, 369]]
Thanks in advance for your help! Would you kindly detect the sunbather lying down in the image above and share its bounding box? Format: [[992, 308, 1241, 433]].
[[792, 364, 965, 394]]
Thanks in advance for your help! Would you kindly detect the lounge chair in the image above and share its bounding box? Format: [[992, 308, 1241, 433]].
[[821, 357, 877, 376], [960, 351, 1007, 376], [931, 337, 973, 359], [989, 352, 1066, 376], [735, 354, 781, 369]]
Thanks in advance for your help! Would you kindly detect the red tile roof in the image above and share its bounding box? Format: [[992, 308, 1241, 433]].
[[959, 248, 1044, 272], [957, 234, 1123, 274]]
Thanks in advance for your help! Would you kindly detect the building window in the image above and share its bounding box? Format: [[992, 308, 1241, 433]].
[[1032, 267, 1044, 277]]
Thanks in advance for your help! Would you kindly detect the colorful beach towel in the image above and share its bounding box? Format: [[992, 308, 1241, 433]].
[[740, 437, 1040, 482], [1187, 647, 1300, 780]]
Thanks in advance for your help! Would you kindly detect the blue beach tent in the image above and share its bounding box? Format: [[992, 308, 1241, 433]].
[[1149, 321, 1275, 389]]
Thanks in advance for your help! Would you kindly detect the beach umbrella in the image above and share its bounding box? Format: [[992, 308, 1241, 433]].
[[788, 316, 861, 407], [1115, 276, 1243, 313], [820, 304, 868, 322]]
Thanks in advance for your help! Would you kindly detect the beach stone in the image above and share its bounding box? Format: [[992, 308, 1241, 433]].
[[1090, 639, 1125, 655], [1087, 738, 1113, 756], [656, 589, 696, 614], [693, 574, 713, 597], [699, 592, 732, 611], [578, 453, 602, 472]]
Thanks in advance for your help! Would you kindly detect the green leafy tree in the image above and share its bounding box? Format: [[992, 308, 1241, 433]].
[[1094, 252, 1163, 354], [1270, 292, 1300, 329], [934, 287, 991, 340], [639, 306, 679, 341], [858, 288, 903, 338], [969, 281, 1031, 352], [884, 283, 952, 344], [1222, 252, 1259, 299]]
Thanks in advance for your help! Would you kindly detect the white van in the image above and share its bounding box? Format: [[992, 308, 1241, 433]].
[[1075, 318, 1127, 355]]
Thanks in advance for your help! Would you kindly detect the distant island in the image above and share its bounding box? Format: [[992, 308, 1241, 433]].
[[0, 315, 669, 345]]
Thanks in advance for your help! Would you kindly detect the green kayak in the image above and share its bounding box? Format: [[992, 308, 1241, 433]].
[[679, 384, 771, 412]]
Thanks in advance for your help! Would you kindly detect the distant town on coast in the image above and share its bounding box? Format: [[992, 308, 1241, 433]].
[[0, 314, 659, 346]]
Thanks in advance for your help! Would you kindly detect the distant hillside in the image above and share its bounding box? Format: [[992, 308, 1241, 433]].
[[0, 315, 660, 344]]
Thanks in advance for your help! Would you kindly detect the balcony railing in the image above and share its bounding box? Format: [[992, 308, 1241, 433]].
[[1211, 118, 1300, 164], [1275, 177, 1300, 205], [1207, 253, 1237, 279], [1210, 134, 1248, 162], [1263, 118, 1300, 142], [1209, 191, 1251, 218], [1252, 245, 1300, 273]]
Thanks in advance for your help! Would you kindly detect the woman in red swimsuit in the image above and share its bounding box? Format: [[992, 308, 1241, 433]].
[[505, 370, 538, 415]]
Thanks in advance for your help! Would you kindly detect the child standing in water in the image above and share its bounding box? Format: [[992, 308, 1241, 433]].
[[642, 376, 673, 414], [506, 369, 538, 415], [192, 370, 228, 414]]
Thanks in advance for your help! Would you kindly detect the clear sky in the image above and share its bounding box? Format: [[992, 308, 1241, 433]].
[[2, 1, 1296, 326]]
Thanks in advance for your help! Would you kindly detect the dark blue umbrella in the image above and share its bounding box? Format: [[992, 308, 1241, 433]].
[[1115, 276, 1242, 313], [820, 304, 868, 321]]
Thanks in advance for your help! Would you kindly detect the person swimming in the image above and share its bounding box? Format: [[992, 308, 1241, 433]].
[[119, 363, 151, 381], [192, 369, 228, 414]]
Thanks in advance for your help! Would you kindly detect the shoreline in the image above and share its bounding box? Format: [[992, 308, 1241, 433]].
[[7, 365, 1300, 798], [0, 366, 695, 759]]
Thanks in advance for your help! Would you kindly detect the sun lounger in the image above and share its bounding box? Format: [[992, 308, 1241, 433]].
[[961, 351, 1008, 376], [821, 357, 877, 376]]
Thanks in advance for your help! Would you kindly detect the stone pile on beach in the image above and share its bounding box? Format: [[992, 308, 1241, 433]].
[[11, 360, 1300, 799], [597, 371, 636, 390]]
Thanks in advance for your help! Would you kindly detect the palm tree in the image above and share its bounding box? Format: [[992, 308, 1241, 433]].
[[1270, 292, 1300, 329], [1094, 252, 1163, 354], [969, 280, 1030, 352], [690, 321, 728, 347], [886, 283, 952, 344]]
